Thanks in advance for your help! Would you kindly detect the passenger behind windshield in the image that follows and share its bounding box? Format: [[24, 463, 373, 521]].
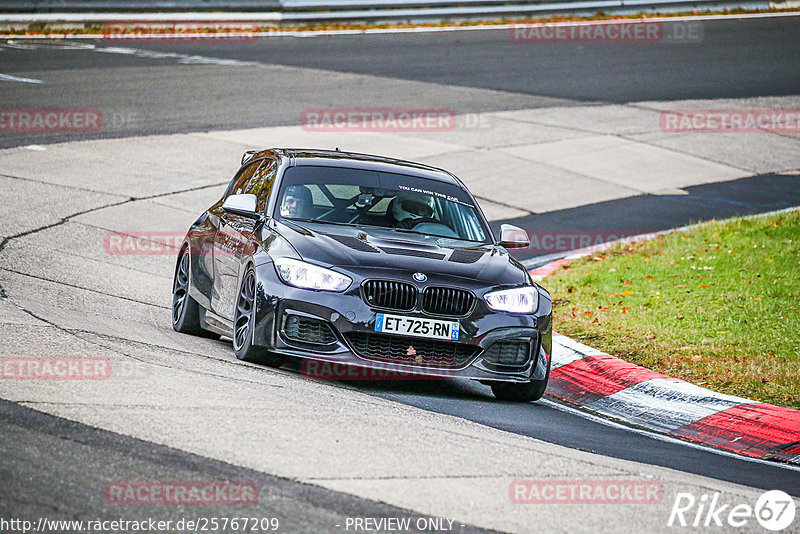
[[280, 185, 313, 219]]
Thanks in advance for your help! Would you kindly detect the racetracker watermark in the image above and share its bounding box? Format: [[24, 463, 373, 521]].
[[660, 109, 800, 133], [510, 480, 663, 504], [102, 22, 259, 43], [301, 109, 456, 132], [1, 357, 111, 380], [104, 481, 259, 506], [301, 360, 456, 381], [0, 109, 102, 133], [503, 230, 650, 254], [104, 231, 188, 255], [103, 231, 257, 256], [510, 20, 702, 43], [0, 517, 279, 533]]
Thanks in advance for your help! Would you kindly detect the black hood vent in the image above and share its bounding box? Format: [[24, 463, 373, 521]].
[[378, 246, 446, 260], [449, 249, 485, 264], [326, 234, 380, 253]]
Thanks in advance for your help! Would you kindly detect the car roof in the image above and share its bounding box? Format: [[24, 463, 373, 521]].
[[262, 148, 461, 186]]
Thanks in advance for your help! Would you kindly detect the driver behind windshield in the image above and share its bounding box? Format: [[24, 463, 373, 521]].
[[392, 191, 435, 229], [280, 185, 313, 219]]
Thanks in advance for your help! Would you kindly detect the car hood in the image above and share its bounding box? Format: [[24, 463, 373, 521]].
[[271, 220, 530, 287]]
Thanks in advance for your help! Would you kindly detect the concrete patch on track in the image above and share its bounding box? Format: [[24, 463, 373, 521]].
[[0, 404, 503, 534], [498, 135, 746, 193], [0, 173, 127, 239]]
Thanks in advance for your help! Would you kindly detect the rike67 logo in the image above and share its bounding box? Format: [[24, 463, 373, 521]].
[[668, 490, 796, 531]]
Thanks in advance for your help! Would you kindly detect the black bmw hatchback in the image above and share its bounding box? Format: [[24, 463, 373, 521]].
[[172, 148, 552, 401]]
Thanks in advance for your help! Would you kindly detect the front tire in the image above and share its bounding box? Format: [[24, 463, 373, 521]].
[[233, 266, 286, 368], [172, 248, 220, 339], [491, 358, 550, 402]]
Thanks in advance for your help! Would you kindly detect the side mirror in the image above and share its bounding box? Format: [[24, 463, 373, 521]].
[[222, 194, 260, 220], [241, 150, 258, 166], [498, 224, 530, 249]]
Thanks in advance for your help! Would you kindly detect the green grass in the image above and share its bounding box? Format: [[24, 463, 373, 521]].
[[546, 209, 800, 409]]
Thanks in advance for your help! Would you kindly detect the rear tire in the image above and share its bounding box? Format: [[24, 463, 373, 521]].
[[233, 266, 286, 368], [172, 248, 220, 340]]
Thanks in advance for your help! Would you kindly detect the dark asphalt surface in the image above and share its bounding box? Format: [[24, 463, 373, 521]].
[[339, 378, 800, 497], [1, 14, 800, 523], [184, 16, 800, 102], [496, 173, 800, 262]]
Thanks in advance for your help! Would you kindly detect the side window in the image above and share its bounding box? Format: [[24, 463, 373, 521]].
[[224, 161, 260, 200], [243, 159, 277, 213]]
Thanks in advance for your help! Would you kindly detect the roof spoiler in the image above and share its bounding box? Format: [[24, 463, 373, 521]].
[[241, 150, 258, 166]]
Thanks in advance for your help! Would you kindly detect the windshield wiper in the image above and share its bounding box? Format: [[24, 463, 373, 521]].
[[390, 227, 488, 244], [390, 227, 429, 237], [285, 218, 351, 227]]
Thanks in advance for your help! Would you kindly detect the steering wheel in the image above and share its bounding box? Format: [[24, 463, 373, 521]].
[[398, 217, 441, 230]]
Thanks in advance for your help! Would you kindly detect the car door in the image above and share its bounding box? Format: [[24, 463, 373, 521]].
[[209, 160, 260, 317], [212, 158, 278, 320]]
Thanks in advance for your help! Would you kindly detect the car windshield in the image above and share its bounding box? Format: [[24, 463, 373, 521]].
[[275, 165, 491, 243]]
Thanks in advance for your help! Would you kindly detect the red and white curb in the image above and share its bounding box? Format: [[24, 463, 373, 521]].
[[547, 334, 800, 464], [531, 211, 800, 465]]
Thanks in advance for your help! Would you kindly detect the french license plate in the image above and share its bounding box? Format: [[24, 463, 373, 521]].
[[374, 313, 460, 341]]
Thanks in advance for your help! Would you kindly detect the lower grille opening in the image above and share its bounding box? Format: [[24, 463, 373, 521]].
[[283, 315, 338, 345], [344, 332, 479, 368], [482, 341, 532, 367]]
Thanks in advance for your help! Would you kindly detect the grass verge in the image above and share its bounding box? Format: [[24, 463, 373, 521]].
[[545, 209, 800, 410]]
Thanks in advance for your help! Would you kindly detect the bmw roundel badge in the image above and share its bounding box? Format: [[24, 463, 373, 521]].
[[413, 272, 427, 282]]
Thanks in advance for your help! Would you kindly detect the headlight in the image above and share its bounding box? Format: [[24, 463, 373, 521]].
[[484, 286, 539, 314], [274, 258, 351, 292]]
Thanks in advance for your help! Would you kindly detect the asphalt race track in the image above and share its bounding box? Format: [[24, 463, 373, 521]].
[[1, 16, 799, 147], [1, 14, 799, 533], [0, 400, 490, 533]]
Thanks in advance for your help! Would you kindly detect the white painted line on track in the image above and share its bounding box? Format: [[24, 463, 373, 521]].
[[92, 46, 258, 66], [0, 39, 253, 67], [0, 40, 95, 50], [0, 73, 42, 84], [539, 397, 800, 473]]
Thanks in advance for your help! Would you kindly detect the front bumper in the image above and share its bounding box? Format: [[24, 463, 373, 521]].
[[252, 262, 552, 383]]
